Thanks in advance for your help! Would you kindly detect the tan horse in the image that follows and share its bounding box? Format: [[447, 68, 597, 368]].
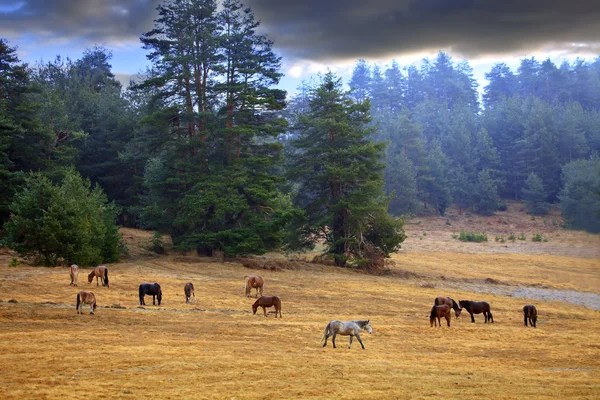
[[245, 275, 264, 298], [434, 296, 461, 317], [430, 304, 452, 327], [69, 264, 79, 286], [252, 296, 282, 318], [76, 291, 97, 315], [88, 266, 109, 287]]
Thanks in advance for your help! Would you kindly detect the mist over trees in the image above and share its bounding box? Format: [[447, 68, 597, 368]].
[[1, 0, 599, 266]]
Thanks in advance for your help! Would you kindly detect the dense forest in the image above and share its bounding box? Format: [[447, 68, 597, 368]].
[[1, 0, 599, 266]]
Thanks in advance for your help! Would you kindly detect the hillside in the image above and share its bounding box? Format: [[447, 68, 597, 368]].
[[0, 204, 598, 399]]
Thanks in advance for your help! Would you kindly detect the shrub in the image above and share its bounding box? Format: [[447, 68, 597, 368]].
[[8, 257, 18, 267], [508, 232, 516, 242], [149, 232, 166, 254], [458, 232, 488, 242], [518, 233, 526, 240], [531, 233, 547, 242], [497, 202, 507, 212], [2, 170, 125, 266]]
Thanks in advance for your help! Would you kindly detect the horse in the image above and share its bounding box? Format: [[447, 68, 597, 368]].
[[430, 304, 452, 327], [434, 296, 461, 318], [76, 291, 97, 315], [252, 296, 282, 318], [321, 320, 372, 350], [184, 282, 196, 304], [459, 300, 494, 323], [245, 275, 264, 298], [139, 283, 162, 306], [88, 265, 109, 288], [523, 305, 537, 328], [70, 264, 79, 286]]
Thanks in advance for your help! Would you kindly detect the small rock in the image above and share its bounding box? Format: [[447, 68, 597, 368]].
[[8, 299, 18, 303]]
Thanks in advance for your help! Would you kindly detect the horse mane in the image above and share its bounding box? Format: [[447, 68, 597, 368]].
[[451, 299, 459, 310], [354, 320, 370, 327]]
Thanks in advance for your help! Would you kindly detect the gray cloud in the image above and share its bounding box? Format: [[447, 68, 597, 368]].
[[0, 0, 160, 44], [0, 0, 598, 63], [244, 0, 600, 61]]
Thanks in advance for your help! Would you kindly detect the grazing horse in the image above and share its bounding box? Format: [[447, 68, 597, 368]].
[[321, 320, 372, 350], [252, 296, 282, 318], [245, 275, 264, 298], [139, 283, 162, 306], [459, 300, 494, 323], [523, 305, 537, 328], [184, 282, 196, 304], [88, 266, 109, 288], [434, 296, 461, 318], [430, 304, 452, 327], [76, 291, 97, 315], [70, 264, 79, 286]]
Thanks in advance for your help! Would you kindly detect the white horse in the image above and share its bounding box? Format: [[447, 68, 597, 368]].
[[321, 320, 372, 349], [69, 264, 79, 286]]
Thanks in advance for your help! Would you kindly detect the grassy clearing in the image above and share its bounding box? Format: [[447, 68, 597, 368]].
[[0, 205, 599, 399]]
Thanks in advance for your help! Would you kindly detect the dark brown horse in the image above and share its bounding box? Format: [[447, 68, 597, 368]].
[[76, 291, 97, 315], [184, 282, 195, 304], [139, 283, 162, 306], [252, 296, 282, 318], [434, 296, 461, 317], [245, 275, 264, 298], [88, 265, 109, 287], [430, 304, 452, 327], [70, 264, 79, 286], [523, 305, 537, 327], [459, 300, 494, 323]]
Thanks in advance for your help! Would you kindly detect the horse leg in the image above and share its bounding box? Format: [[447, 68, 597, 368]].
[[153, 295, 156, 305], [323, 334, 329, 348], [90, 303, 94, 315], [470, 312, 475, 323], [489, 311, 494, 323], [332, 333, 337, 348], [348, 336, 353, 349], [524, 313, 528, 326], [446, 315, 451, 327], [263, 306, 267, 317], [356, 333, 365, 350]]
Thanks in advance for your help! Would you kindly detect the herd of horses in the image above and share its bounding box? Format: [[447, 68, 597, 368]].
[[68, 265, 539, 349]]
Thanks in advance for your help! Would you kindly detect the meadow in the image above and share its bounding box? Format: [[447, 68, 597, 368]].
[[0, 204, 599, 399]]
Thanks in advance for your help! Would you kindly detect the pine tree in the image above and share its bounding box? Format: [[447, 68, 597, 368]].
[[288, 72, 405, 267], [522, 172, 550, 215], [349, 59, 371, 103]]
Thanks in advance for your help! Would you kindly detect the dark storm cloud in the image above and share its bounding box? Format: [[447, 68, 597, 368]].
[[244, 0, 600, 61], [0, 0, 161, 44]]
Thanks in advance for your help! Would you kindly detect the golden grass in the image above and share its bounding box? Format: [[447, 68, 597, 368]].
[[0, 207, 599, 399]]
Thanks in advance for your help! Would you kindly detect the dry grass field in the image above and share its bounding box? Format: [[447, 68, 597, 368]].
[[1, 203, 599, 399]]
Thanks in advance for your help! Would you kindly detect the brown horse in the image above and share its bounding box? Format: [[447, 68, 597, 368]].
[[434, 296, 461, 317], [459, 300, 494, 323], [252, 296, 282, 318], [88, 266, 109, 287], [245, 275, 264, 298], [430, 304, 452, 327], [70, 264, 79, 286], [523, 305, 537, 327], [184, 282, 196, 304], [76, 291, 97, 315]]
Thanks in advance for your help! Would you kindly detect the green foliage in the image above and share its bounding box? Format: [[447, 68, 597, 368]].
[[149, 232, 166, 255], [508, 232, 516, 242], [8, 257, 18, 267], [518, 233, 526, 240], [522, 172, 551, 215], [558, 155, 600, 233], [457, 232, 488, 242], [531, 233, 547, 242], [2, 169, 124, 266]]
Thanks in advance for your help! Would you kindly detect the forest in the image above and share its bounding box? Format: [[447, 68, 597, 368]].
[[0, 0, 599, 267]]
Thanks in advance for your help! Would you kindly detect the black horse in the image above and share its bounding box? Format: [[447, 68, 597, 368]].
[[139, 283, 162, 306], [459, 300, 494, 323]]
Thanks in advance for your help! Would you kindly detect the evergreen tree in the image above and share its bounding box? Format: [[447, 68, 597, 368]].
[[349, 59, 371, 103], [474, 169, 500, 215], [558, 155, 600, 233], [288, 72, 405, 267], [522, 172, 550, 215]]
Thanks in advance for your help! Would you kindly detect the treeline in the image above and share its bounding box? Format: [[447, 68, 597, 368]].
[[0, 0, 598, 267], [335, 53, 600, 230]]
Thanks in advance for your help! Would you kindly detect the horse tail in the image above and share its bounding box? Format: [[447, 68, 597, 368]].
[[76, 293, 81, 310], [430, 305, 437, 320], [104, 268, 109, 287], [244, 276, 249, 296], [320, 322, 331, 343], [434, 297, 440, 305]]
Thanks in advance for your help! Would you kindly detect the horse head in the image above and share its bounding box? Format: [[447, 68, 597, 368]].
[[364, 320, 372, 334], [455, 308, 462, 318], [88, 271, 94, 283]]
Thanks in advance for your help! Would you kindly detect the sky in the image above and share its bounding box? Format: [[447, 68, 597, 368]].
[[1, 0, 599, 96]]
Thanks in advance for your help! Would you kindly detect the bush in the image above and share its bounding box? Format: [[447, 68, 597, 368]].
[[497, 202, 507, 212], [531, 233, 547, 242], [508, 232, 516, 242], [8, 257, 18, 267], [457, 232, 488, 242], [2, 170, 125, 266], [518, 233, 526, 240], [149, 232, 166, 254]]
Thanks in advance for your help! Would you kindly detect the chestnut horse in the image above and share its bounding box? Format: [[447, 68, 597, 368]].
[[139, 283, 162, 306], [459, 300, 494, 323], [523, 305, 537, 327], [88, 266, 109, 288], [245, 275, 264, 298], [70, 264, 79, 286], [184, 282, 196, 304], [252, 296, 282, 318], [430, 304, 452, 327], [434, 296, 461, 317], [76, 291, 97, 314], [321, 320, 372, 349]]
